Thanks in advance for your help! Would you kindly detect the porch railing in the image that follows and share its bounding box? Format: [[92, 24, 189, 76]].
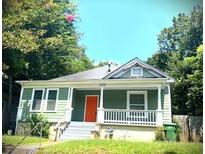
[[53, 108, 73, 141], [103, 109, 157, 126]]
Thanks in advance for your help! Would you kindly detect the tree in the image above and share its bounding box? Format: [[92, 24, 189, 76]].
[[2, 0, 93, 132], [147, 6, 203, 116]]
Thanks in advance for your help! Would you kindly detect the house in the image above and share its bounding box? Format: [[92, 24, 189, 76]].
[[15, 57, 175, 141]]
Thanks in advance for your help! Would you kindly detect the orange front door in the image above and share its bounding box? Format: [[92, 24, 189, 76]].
[[85, 96, 98, 122]]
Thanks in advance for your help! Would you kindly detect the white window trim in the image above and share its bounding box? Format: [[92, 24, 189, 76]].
[[131, 67, 143, 77], [45, 88, 59, 112], [127, 91, 147, 110], [30, 88, 45, 112]]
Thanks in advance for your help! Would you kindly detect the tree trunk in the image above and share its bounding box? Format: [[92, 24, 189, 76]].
[[2, 76, 13, 133]]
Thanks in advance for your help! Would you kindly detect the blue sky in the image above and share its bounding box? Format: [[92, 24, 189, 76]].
[[75, 0, 202, 64]]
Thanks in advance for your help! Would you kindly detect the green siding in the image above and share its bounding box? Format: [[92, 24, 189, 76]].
[[118, 68, 157, 78], [19, 87, 70, 123], [104, 90, 127, 109], [147, 90, 158, 110], [72, 90, 100, 121], [71, 89, 159, 121], [58, 88, 69, 100], [22, 88, 33, 100], [120, 70, 131, 78], [143, 70, 156, 78], [21, 100, 30, 121], [162, 87, 171, 123]]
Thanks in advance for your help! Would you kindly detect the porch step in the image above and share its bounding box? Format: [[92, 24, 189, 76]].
[[59, 121, 96, 141]]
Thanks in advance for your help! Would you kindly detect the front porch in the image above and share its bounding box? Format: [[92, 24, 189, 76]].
[[67, 85, 170, 127]]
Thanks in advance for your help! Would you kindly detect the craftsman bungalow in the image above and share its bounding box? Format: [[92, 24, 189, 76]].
[[15, 57, 175, 141]]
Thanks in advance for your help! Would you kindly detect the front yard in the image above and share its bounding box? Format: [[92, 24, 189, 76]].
[[37, 139, 203, 154]]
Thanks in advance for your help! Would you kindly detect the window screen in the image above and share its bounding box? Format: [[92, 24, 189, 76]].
[[32, 90, 43, 110], [129, 94, 145, 110], [46, 90, 57, 111]]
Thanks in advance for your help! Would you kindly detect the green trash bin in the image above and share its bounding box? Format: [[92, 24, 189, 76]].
[[164, 123, 177, 141]]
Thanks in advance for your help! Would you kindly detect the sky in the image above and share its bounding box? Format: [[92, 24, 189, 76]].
[[75, 0, 202, 64]]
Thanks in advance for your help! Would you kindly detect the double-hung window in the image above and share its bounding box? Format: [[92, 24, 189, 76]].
[[127, 91, 147, 110], [31, 89, 44, 111], [46, 89, 58, 111]]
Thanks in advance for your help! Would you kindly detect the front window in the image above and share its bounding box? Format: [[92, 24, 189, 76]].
[[127, 91, 147, 110], [46, 89, 58, 111], [31, 89, 43, 111], [130, 94, 145, 110]]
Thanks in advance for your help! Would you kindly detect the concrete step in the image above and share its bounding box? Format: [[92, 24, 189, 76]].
[[59, 121, 96, 141], [64, 127, 95, 132]]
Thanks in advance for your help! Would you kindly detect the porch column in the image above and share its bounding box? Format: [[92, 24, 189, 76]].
[[156, 86, 163, 126], [65, 88, 73, 122], [97, 86, 104, 123]]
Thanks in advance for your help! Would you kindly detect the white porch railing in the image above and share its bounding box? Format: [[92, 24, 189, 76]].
[[52, 108, 73, 141], [103, 109, 157, 126]]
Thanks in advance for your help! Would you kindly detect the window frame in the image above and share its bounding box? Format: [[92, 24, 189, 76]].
[[131, 67, 143, 77], [45, 88, 59, 112], [30, 88, 45, 112], [127, 91, 147, 110]]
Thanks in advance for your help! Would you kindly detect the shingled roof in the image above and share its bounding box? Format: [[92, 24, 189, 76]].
[[50, 57, 174, 81], [50, 64, 119, 81]]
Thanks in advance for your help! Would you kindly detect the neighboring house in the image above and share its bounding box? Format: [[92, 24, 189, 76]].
[[15, 57, 175, 141]]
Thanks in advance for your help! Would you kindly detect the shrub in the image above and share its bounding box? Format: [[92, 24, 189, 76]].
[[155, 127, 165, 141], [26, 113, 50, 138], [173, 121, 182, 141]]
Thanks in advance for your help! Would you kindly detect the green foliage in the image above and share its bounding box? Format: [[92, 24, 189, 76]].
[[155, 127, 165, 141], [147, 6, 203, 116], [3, 0, 93, 80], [26, 113, 50, 138], [37, 140, 203, 154], [172, 121, 182, 141]]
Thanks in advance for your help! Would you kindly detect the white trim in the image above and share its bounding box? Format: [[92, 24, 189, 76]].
[[114, 69, 130, 78], [168, 84, 172, 122], [30, 88, 45, 112], [15, 86, 24, 134], [157, 86, 162, 110], [131, 66, 143, 77], [45, 88, 59, 112], [99, 86, 104, 109], [16, 78, 169, 86], [127, 91, 147, 110], [83, 95, 99, 122]]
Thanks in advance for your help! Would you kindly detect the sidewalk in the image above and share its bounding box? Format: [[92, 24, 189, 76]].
[[3, 141, 62, 154]]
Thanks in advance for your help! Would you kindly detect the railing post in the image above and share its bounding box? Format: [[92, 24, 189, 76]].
[[97, 108, 104, 124], [97, 86, 104, 123]]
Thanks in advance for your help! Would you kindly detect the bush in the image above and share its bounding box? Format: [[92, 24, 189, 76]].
[[155, 127, 165, 141], [173, 121, 182, 141], [26, 113, 50, 138]]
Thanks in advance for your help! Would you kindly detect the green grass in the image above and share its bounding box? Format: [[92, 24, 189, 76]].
[[2, 135, 49, 145], [37, 139, 203, 154]]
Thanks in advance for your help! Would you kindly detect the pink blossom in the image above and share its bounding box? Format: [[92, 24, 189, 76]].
[[65, 14, 75, 22]]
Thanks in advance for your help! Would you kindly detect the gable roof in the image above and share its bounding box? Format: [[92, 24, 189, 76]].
[[103, 57, 173, 79], [50, 57, 174, 81]]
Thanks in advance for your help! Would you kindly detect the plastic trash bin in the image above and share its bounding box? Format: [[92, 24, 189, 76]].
[[164, 123, 177, 141]]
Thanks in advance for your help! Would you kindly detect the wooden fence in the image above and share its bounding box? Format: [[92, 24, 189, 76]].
[[173, 115, 203, 142]]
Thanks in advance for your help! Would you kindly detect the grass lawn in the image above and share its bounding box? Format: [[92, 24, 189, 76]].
[[2, 135, 49, 145], [37, 139, 203, 154]]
